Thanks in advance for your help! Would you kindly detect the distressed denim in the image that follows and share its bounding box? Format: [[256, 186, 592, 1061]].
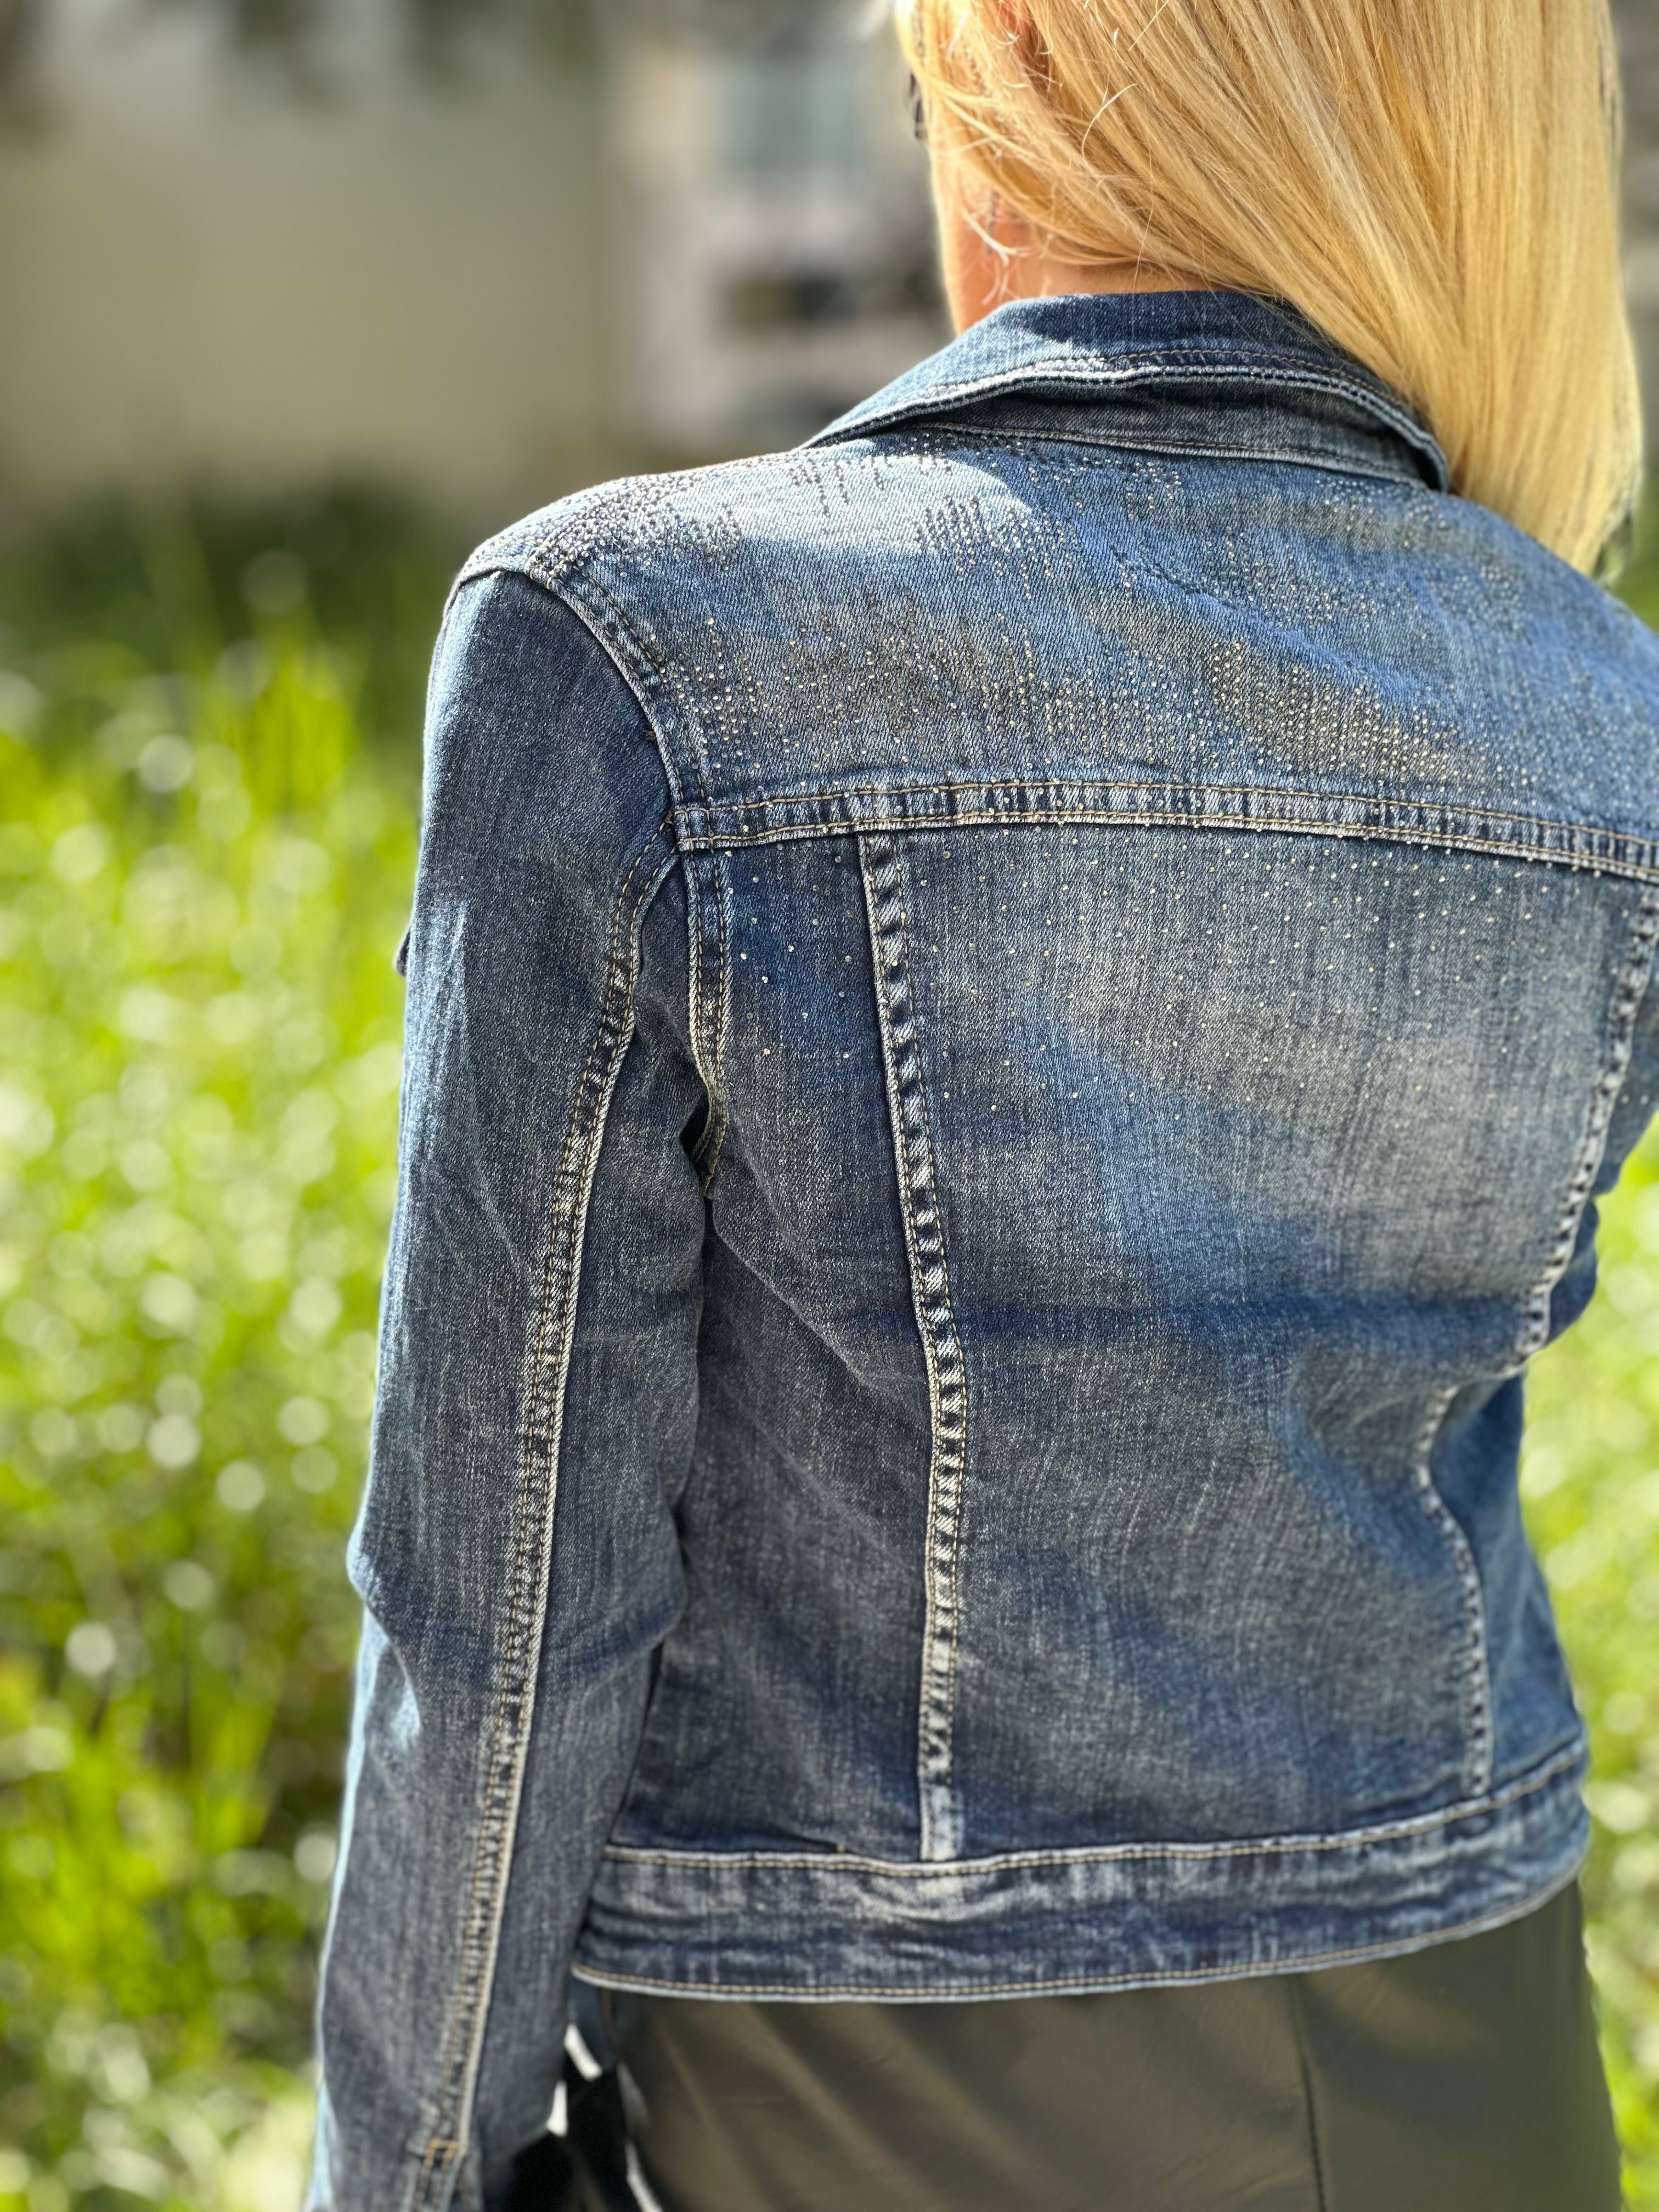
[[309, 291, 1659, 2212]]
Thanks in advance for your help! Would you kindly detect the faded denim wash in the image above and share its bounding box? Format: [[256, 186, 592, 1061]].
[[309, 290, 1659, 2212]]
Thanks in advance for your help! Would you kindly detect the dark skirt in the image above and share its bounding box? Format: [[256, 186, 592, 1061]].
[[549, 1883, 1620, 2212]]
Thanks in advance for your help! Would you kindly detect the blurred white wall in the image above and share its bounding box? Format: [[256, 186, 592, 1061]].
[[0, 0, 621, 523], [1622, 0, 1659, 433], [0, 1, 941, 524]]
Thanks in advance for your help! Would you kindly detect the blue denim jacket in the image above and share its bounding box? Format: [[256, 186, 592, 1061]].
[[309, 291, 1659, 2211]]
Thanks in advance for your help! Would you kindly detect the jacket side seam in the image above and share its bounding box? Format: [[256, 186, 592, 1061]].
[[858, 831, 969, 1864], [1509, 884, 1659, 1370], [408, 825, 679, 2212], [1318, 877, 1658, 1821], [1324, 896, 1659, 1813], [1408, 1384, 1492, 1795]]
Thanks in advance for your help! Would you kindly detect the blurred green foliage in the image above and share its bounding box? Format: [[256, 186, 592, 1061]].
[[1526, 486, 1659, 2194], [0, 494, 1655, 2210], [0, 497, 456, 2210]]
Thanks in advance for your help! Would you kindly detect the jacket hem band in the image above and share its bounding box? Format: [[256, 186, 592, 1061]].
[[569, 1746, 1588, 1999]]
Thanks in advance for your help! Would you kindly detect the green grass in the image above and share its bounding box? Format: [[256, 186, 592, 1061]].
[[0, 497, 1657, 2209], [0, 500, 448, 2210]]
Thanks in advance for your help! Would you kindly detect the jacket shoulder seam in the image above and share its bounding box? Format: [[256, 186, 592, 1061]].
[[446, 556, 730, 1163]]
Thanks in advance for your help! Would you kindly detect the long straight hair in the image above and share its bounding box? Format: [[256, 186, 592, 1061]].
[[898, 0, 1643, 575]]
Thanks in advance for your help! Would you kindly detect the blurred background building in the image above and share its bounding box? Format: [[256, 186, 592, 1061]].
[[1625, 0, 1659, 425], [0, 0, 1654, 528], [0, 0, 943, 529]]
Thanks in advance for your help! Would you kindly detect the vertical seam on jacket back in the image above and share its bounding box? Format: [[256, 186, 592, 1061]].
[[1410, 882, 1659, 1807], [1406, 1384, 1491, 1795], [1509, 884, 1659, 1369], [689, 850, 733, 1190], [409, 825, 680, 2212], [857, 830, 969, 1864]]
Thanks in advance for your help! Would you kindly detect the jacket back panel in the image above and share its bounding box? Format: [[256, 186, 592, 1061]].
[[476, 382, 1659, 1869]]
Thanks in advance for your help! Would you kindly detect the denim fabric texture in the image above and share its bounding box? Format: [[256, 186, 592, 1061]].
[[308, 291, 1659, 2212]]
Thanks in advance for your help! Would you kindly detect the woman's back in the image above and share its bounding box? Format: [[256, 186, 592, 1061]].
[[314, 289, 1659, 2209]]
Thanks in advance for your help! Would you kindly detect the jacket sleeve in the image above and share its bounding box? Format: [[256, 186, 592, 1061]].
[[307, 569, 708, 2212]]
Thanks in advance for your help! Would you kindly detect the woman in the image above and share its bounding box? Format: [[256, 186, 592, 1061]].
[[308, 5, 1653, 2208]]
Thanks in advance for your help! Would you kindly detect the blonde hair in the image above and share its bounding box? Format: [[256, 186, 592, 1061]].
[[898, 0, 1643, 575]]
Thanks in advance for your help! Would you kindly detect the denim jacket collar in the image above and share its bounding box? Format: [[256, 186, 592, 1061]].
[[809, 289, 1451, 493]]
